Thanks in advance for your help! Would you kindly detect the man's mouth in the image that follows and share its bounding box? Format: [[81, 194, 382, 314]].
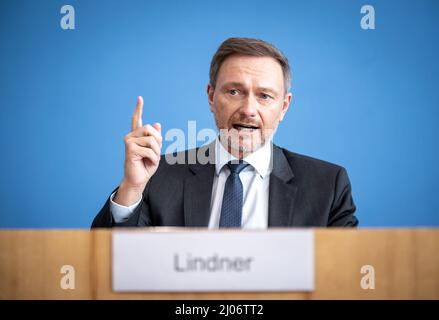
[[232, 123, 260, 132]]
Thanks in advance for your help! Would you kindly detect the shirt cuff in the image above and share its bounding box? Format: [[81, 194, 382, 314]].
[[109, 191, 142, 223]]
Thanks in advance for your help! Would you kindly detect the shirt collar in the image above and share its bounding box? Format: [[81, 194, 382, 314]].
[[214, 137, 273, 178]]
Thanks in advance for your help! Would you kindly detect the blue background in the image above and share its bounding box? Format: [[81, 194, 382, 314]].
[[0, 0, 438, 228]]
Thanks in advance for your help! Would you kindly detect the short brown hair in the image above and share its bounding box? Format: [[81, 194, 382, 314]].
[[209, 37, 291, 94]]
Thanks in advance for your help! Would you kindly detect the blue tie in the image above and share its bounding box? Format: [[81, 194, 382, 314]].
[[219, 161, 249, 228]]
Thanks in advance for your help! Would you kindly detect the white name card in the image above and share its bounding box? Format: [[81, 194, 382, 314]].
[[112, 229, 314, 292]]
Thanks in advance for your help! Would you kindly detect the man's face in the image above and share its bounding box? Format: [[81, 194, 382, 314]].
[[208, 54, 292, 157]]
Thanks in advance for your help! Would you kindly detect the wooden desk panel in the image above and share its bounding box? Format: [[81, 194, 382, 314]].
[[0, 230, 92, 299], [0, 229, 437, 299]]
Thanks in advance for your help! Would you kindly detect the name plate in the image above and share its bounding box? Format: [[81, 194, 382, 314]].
[[112, 229, 314, 292]]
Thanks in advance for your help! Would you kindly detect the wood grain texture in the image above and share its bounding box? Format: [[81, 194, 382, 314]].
[[313, 229, 439, 299], [0, 230, 92, 299], [0, 229, 437, 299]]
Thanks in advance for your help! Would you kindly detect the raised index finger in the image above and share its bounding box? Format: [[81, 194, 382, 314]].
[[131, 96, 144, 131]]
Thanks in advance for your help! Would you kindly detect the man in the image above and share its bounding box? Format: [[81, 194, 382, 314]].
[[92, 37, 358, 228]]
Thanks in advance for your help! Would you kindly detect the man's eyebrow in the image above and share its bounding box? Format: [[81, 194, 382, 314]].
[[220, 82, 280, 96], [259, 86, 276, 92], [221, 81, 245, 88], [258, 86, 279, 95], [221, 82, 278, 91]]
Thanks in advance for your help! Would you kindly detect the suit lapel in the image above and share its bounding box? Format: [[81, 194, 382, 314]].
[[182, 143, 298, 227], [268, 145, 298, 227], [183, 143, 216, 227]]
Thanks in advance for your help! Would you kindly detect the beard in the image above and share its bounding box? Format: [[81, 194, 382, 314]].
[[214, 114, 276, 157]]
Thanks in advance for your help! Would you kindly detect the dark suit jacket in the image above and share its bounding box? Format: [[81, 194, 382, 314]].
[[92, 144, 358, 228]]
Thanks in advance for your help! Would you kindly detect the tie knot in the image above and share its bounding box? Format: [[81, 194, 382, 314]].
[[227, 160, 249, 174]]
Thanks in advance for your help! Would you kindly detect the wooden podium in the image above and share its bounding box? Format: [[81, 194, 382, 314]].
[[0, 229, 438, 299]]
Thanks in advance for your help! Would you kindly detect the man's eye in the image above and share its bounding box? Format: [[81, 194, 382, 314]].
[[261, 93, 272, 100], [229, 89, 239, 96]]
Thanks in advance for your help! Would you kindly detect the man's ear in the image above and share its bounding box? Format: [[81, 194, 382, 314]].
[[279, 92, 292, 122], [207, 84, 215, 112]]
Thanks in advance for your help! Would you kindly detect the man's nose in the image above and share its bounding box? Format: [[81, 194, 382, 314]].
[[239, 94, 258, 117]]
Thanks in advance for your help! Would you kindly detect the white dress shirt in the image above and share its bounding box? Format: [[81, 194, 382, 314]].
[[110, 138, 273, 228], [207, 138, 272, 229], [109, 191, 142, 223]]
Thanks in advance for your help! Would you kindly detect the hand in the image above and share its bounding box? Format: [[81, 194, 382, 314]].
[[114, 96, 162, 206]]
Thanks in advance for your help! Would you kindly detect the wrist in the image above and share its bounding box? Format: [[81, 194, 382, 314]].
[[119, 179, 147, 193], [114, 180, 146, 206]]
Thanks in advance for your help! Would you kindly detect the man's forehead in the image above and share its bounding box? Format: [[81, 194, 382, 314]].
[[221, 55, 282, 73], [217, 55, 283, 85], [217, 56, 283, 87]]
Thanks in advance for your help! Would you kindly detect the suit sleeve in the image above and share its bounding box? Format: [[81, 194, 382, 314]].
[[327, 167, 359, 227], [91, 183, 153, 228]]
